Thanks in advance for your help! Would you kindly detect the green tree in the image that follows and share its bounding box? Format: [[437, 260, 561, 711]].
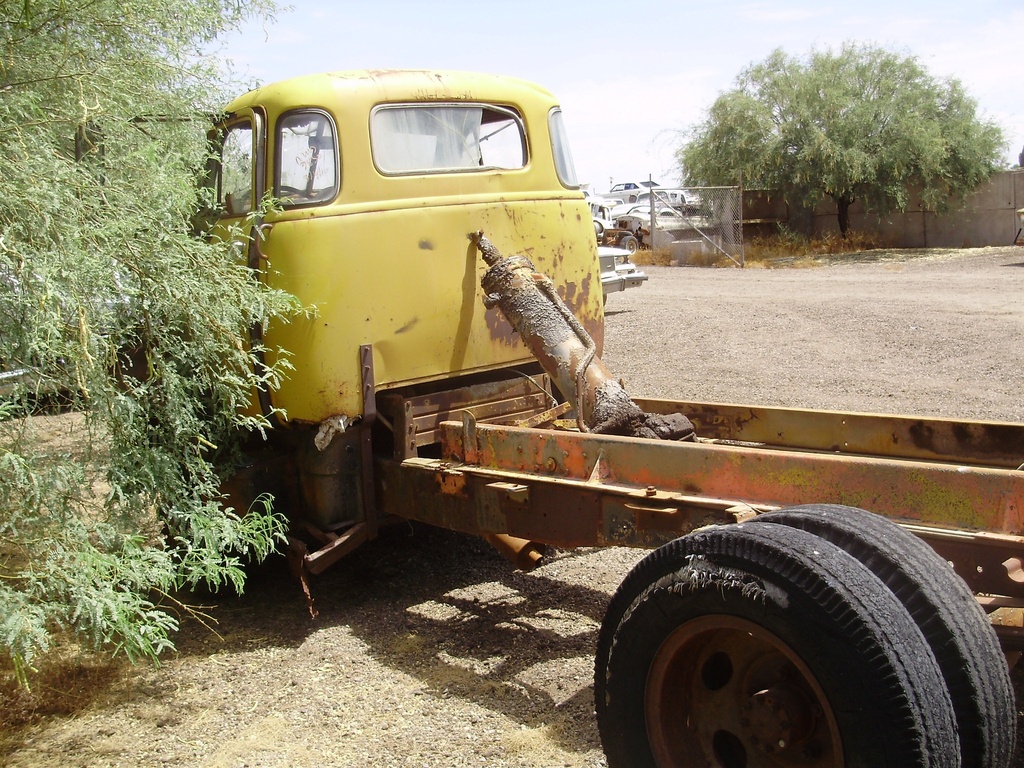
[[680, 43, 1005, 236], [0, 0, 300, 683]]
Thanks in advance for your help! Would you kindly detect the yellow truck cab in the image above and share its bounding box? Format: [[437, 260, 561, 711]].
[[212, 70, 603, 533], [215, 69, 602, 424]]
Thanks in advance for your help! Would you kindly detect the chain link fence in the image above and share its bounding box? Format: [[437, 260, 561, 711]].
[[641, 186, 744, 266]]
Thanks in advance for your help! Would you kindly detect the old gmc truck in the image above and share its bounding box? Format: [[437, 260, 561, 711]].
[[209, 69, 1020, 767]]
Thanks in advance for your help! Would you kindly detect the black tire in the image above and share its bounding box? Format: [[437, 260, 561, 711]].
[[753, 504, 1016, 768], [619, 234, 638, 253], [595, 536, 694, 704], [597, 522, 960, 768]]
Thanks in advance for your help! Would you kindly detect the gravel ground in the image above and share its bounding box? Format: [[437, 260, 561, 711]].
[[2, 246, 1024, 767]]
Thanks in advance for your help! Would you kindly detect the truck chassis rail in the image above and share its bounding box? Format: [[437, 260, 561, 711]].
[[376, 404, 1024, 607]]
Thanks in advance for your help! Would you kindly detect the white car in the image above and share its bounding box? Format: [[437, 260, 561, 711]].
[[601, 180, 661, 204], [636, 188, 701, 212], [611, 203, 687, 240], [619, 188, 702, 215], [599, 245, 648, 300]]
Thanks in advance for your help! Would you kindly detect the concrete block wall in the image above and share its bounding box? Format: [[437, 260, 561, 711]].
[[744, 170, 1024, 248]]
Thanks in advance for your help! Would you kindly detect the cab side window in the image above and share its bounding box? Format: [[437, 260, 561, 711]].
[[275, 111, 339, 207], [219, 122, 254, 216]]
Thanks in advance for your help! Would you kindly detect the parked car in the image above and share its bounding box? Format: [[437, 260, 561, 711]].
[[611, 203, 686, 232], [633, 187, 702, 213], [592, 213, 614, 240], [585, 193, 619, 240], [586, 195, 618, 220], [599, 245, 648, 300], [603, 180, 660, 203]]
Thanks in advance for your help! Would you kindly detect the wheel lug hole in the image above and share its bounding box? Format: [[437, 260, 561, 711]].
[[700, 651, 733, 691]]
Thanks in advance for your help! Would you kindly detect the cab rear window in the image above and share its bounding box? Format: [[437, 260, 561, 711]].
[[371, 104, 526, 174]]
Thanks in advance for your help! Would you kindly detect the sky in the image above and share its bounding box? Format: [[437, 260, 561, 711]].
[[217, 0, 1024, 194]]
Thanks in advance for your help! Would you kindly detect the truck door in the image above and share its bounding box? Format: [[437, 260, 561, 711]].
[[208, 108, 275, 419]]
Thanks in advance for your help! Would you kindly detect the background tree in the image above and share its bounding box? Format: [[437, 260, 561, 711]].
[[679, 43, 1005, 237], [0, 0, 300, 683]]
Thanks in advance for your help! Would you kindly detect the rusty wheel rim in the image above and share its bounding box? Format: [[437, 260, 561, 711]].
[[645, 614, 843, 767]]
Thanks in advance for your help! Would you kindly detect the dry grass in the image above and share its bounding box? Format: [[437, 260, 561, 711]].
[[742, 231, 885, 267], [633, 247, 674, 266], [632, 231, 888, 269]]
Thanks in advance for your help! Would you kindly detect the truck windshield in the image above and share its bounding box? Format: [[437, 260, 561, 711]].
[[370, 104, 525, 174], [275, 110, 339, 206]]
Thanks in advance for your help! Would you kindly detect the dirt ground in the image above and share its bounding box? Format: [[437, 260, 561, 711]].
[[3, 246, 1024, 767]]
